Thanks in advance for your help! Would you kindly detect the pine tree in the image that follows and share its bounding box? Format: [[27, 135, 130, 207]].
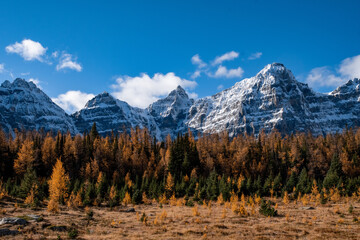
[[18, 168, 38, 199], [296, 168, 310, 194], [285, 172, 297, 193], [90, 122, 99, 141]]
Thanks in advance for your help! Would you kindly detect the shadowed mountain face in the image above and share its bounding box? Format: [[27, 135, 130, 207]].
[[0, 78, 76, 135], [1, 64, 360, 138]]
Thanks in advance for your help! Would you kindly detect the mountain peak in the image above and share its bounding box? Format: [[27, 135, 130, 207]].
[[330, 78, 360, 97], [1, 78, 38, 90], [85, 92, 116, 108], [258, 63, 288, 75], [252, 63, 296, 86], [168, 85, 188, 98]]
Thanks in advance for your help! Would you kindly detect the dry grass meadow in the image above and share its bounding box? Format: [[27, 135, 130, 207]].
[[0, 196, 359, 239]]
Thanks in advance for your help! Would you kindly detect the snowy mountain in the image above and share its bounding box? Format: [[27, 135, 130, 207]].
[[1, 64, 360, 138], [0, 78, 76, 135], [147, 86, 194, 138], [71, 92, 159, 137], [186, 63, 360, 136]]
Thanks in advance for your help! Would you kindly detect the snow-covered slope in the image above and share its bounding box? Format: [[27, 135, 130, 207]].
[[1, 64, 360, 138], [72, 92, 159, 137], [147, 86, 194, 138], [186, 63, 315, 136], [0, 78, 76, 134]]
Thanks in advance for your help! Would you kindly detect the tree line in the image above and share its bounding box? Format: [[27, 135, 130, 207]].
[[0, 123, 360, 210]]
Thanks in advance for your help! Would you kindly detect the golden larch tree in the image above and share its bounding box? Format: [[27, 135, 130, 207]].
[[47, 158, 69, 213], [14, 139, 35, 175]]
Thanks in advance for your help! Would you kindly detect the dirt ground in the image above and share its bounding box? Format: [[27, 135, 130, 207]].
[[0, 197, 359, 239]]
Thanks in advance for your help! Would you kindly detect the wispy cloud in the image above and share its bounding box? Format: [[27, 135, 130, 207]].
[[0, 63, 4, 73], [191, 54, 207, 69], [212, 51, 239, 65], [338, 55, 360, 79], [5, 39, 47, 62], [213, 65, 244, 78], [28, 78, 40, 86], [191, 51, 244, 80], [306, 54, 360, 89], [248, 52, 262, 60], [56, 52, 82, 72], [52, 90, 95, 113], [306, 67, 344, 88], [112, 72, 197, 108]]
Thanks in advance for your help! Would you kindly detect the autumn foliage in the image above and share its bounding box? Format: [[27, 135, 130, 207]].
[[0, 125, 360, 208]]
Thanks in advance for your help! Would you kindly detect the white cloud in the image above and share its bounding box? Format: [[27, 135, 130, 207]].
[[5, 39, 47, 61], [213, 65, 244, 78], [217, 84, 224, 90], [248, 52, 262, 60], [191, 70, 201, 79], [56, 52, 82, 72], [306, 54, 360, 89], [306, 67, 345, 88], [52, 90, 95, 113], [191, 54, 207, 68], [338, 55, 360, 79], [52, 51, 59, 58], [0, 64, 4, 73], [28, 78, 40, 86], [112, 72, 197, 108], [212, 51, 239, 65], [188, 92, 198, 99]]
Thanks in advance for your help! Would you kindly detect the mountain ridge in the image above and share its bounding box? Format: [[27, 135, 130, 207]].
[[1, 63, 359, 138]]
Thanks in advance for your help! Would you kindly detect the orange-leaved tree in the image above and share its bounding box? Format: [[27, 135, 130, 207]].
[[47, 158, 69, 213], [14, 139, 35, 176]]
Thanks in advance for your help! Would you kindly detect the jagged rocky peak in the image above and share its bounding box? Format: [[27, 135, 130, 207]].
[[0, 78, 76, 135], [169, 85, 189, 98], [256, 63, 296, 84], [148, 85, 193, 117], [330, 78, 360, 97], [1, 78, 37, 90], [84, 91, 117, 108]]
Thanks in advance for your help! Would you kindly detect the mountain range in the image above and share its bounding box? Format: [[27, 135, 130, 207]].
[[1, 63, 359, 139]]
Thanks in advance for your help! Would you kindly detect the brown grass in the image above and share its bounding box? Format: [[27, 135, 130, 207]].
[[0, 197, 359, 239]]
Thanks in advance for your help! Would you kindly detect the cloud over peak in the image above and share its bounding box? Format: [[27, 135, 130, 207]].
[[112, 72, 197, 108], [53, 90, 95, 113], [306, 54, 360, 90], [5, 39, 47, 61]]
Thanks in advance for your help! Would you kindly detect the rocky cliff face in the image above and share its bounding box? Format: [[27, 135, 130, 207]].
[[0, 78, 76, 134], [71, 91, 159, 137], [1, 64, 360, 138], [147, 86, 194, 139]]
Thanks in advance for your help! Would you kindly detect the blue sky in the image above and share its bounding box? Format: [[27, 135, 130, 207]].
[[0, 0, 360, 113]]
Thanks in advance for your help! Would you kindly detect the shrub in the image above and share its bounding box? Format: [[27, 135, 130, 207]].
[[259, 200, 278, 217], [68, 228, 78, 239], [185, 199, 194, 207], [349, 204, 354, 214]]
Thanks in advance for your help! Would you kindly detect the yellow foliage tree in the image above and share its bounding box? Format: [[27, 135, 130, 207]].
[[47, 158, 69, 213], [14, 139, 35, 175], [165, 172, 174, 197]]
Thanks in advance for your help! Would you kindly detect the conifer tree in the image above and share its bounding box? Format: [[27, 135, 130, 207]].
[[48, 158, 69, 213], [14, 139, 35, 176]]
